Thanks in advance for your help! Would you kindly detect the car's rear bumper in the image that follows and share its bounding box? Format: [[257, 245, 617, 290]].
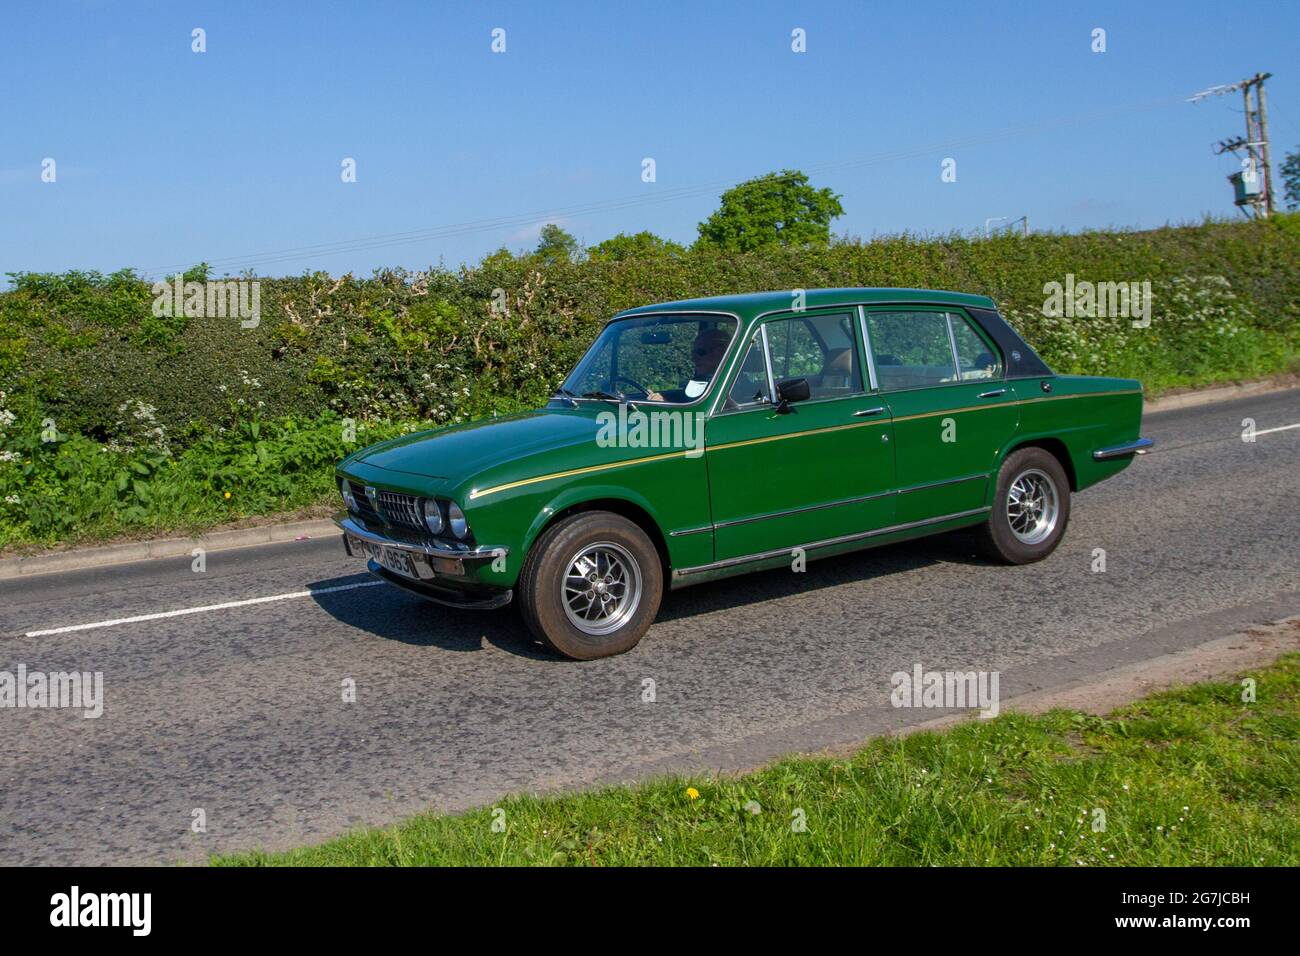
[[1092, 437, 1154, 460]]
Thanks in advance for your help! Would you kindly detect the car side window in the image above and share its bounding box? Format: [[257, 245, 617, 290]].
[[726, 334, 771, 408], [950, 314, 1002, 380], [764, 313, 863, 399], [865, 311, 957, 390]]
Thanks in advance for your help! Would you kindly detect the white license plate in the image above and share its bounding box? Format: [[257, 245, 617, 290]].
[[375, 545, 414, 578], [351, 535, 416, 579]]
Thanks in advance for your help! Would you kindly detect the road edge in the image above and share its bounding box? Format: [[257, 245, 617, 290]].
[[1143, 375, 1298, 414], [0, 518, 340, 580]]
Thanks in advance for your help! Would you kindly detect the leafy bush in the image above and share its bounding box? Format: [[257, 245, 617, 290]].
[[2, 216, 1297, 547]]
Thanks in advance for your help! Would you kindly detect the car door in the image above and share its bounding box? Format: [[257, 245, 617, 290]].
[[705, 308, 897, 562], [863, 307, 1019, 525]]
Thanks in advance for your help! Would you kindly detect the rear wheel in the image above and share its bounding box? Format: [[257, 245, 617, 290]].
[[976, 447, 1071, 564], [518, 511, 663, 660]]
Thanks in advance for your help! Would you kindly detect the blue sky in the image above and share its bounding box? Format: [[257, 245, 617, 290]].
[[2, 0, 1298, 283]]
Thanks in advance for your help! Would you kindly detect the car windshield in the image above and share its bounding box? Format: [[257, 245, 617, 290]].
[[559, 313, 737, 405]]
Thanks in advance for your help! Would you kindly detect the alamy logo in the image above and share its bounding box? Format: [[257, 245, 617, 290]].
[[50, 886, 150, 936], [890, 663, 1000, 718], [151, 276, 261, 328], [0, 664, 103, 718], [1042, 273, 1152, 328], [595, 407, 705, 458]]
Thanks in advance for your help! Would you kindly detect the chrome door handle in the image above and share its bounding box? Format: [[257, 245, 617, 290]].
[[978, 388, 1007, 398], [853, 406, 887, 417]]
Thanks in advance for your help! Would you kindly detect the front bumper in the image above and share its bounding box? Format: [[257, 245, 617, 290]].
[[1092, 437, 1154, 460], [336, 516, 512, 608]]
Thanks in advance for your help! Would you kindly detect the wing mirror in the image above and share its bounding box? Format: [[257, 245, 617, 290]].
[[774, 377, 811, 414]]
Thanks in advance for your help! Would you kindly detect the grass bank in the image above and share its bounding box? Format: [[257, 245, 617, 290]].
[[217, 653, 1300, 867]]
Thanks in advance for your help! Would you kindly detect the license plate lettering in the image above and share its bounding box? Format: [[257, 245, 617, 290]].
[[350, 536, 416, 579]]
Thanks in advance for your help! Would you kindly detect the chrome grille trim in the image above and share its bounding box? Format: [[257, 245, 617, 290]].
[[377, 489, 424, 530], [347, 481, 381, 522]]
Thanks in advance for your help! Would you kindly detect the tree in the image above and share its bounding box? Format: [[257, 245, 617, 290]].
[[1281, 146, 1300, 211], [532, 224, 579, 264], [587, 231, 687, 261], [695, 169, 844, 252]]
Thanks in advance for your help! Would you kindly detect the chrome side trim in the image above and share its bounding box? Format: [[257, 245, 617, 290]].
[[674, 507, 992, 578], [1092, 437, 1154, 460], [713, 489, 895, 531], [944, 312, 962, 379], [710, 473, 989, 533], [897, 472, 987, 495], [857, 305, 879, 392], [338, 517, 507, 560], [759, 324, 777, 402], [853, 406, 887, 417], [668, 524, 714, 538]]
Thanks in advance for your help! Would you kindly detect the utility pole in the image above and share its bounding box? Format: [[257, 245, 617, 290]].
[[1256, 75, 1276, 215], [1189, 72, 1274, 218]]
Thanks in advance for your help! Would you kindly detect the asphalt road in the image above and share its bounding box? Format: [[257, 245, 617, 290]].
[[3, 391, 1298, 865]]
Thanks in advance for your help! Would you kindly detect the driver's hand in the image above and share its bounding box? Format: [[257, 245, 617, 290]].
[[646, 390, 664, 401]]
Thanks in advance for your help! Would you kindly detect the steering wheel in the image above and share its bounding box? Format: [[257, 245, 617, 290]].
[[611, 375, 652, 399]]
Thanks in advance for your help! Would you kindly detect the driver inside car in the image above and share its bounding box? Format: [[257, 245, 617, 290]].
[[645, 328, 731, 402]]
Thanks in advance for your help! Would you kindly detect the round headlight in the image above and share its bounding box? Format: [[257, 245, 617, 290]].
[[422, 498, 444, 535], [447, 502, 469, 540], [339, 478, 358, 511]]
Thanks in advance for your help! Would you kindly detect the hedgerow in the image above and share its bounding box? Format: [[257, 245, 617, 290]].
[[1, 216, 1297, 547]]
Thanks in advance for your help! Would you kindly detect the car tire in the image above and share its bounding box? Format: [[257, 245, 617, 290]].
[[976, 447, 1071, 564], [517, 511, 664, 660]]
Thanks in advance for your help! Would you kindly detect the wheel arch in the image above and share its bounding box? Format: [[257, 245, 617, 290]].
[[999, 436, 1079, 491], [522, 494, 672, 577]]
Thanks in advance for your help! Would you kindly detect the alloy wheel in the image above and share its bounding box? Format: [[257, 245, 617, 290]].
[[561, 541, 643, 636], [1006, 468, 1060, 545]]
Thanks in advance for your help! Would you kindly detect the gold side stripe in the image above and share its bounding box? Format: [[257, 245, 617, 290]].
[[708, 417, 888, 452], [469, 389, 1142, 499], [889, 389, 1141, 424], [469, 448, 689, 500]]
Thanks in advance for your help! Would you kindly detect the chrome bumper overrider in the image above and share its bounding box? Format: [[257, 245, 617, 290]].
[[1092, 438, 1154, 461]]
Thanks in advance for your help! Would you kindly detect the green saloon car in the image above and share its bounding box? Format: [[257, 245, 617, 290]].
[[335, 288, 1152, 659]]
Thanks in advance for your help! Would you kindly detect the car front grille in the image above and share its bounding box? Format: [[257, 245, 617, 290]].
[[377, 490, 424, 530], [347, 481, 381, 523], [346, 481, 427, 532]]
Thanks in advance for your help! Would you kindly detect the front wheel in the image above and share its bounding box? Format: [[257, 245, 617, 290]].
[[517, 511, 663, 660], [976, 447, 1071, 564]]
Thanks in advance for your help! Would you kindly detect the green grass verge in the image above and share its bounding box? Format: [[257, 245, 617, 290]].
[[217, 653, 1300, 867]]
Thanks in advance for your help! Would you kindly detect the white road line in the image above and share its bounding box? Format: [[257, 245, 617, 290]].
[[22, 580, 385, 638], [1254, 423, 1300, 437]]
